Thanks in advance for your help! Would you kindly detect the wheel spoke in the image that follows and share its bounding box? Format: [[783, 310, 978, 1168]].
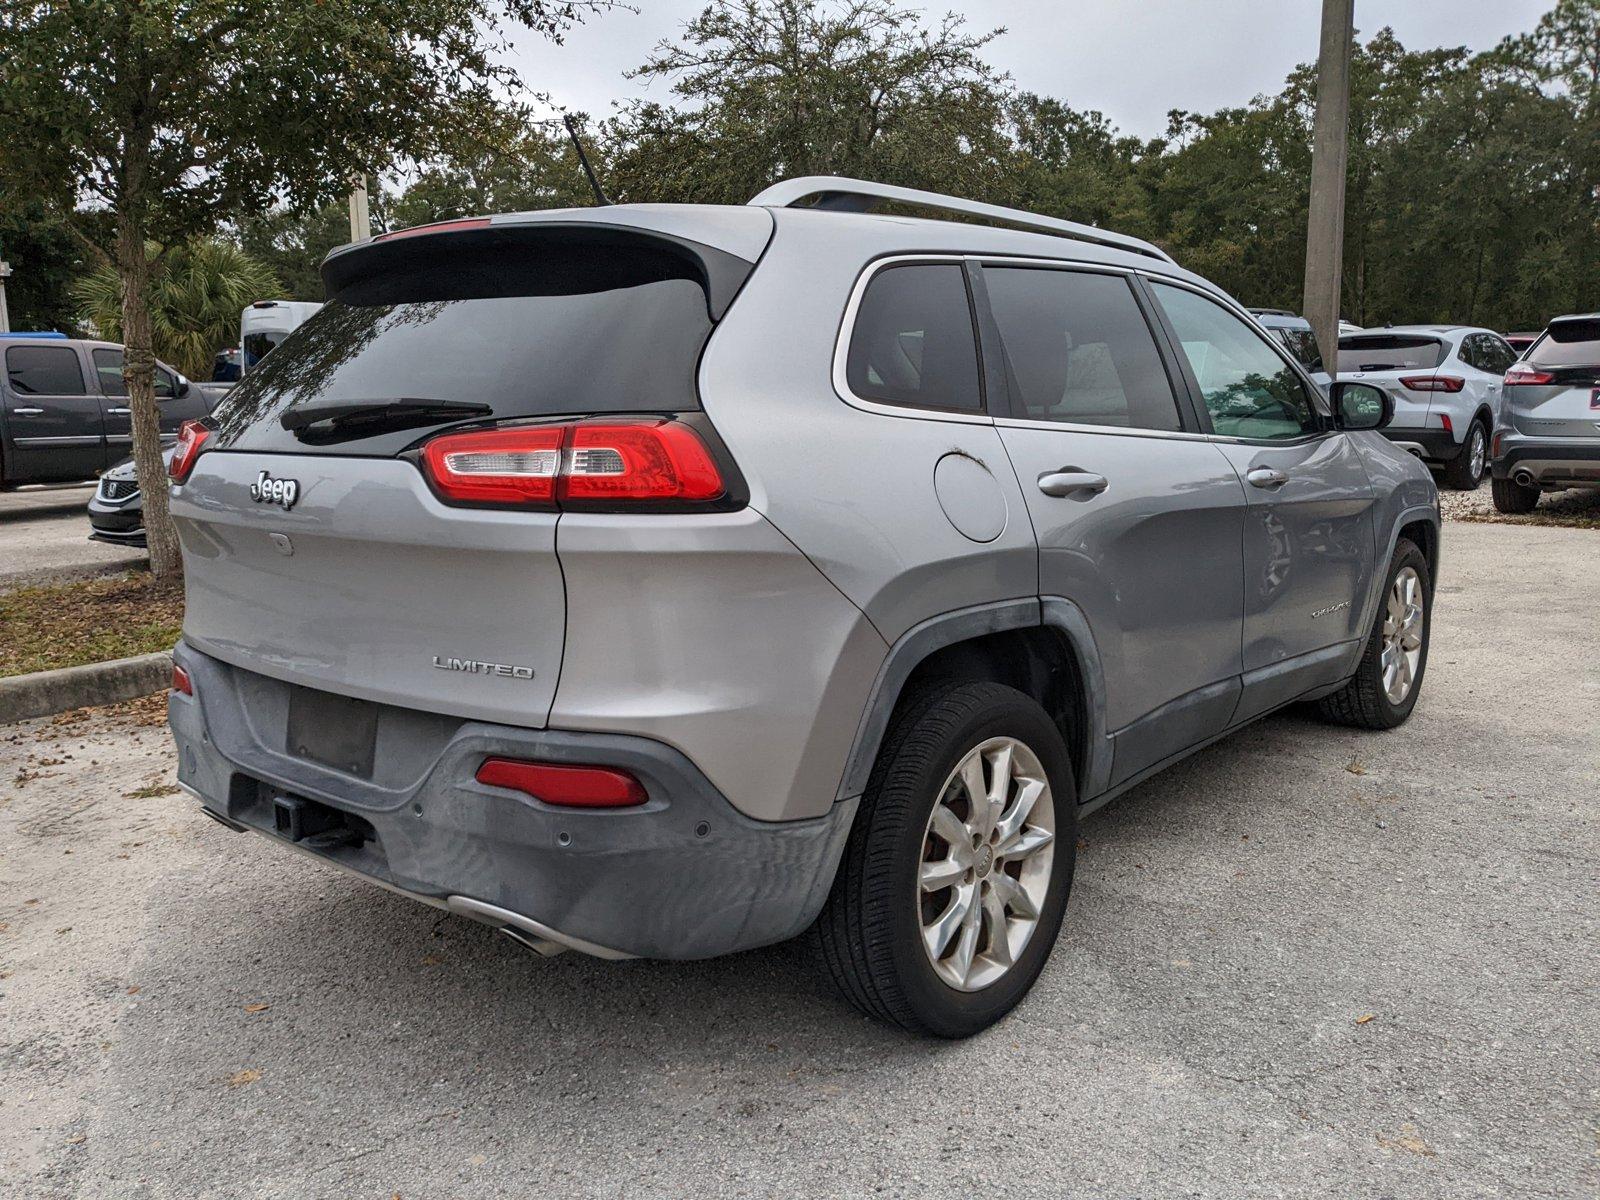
[[978, 742, 1013, 838], [991, 871, 1039, 920], [999, 824, 1054, 862], [929, 804, 967, 851], [948, 890, 983, 984], [919, 857, 966, 893], [994, 778, 1044, 845], [981, 885, 1012, 969], [924, 883, 974, 960]]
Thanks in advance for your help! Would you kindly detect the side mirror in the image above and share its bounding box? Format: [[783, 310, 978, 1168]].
[[175, 374, 192, 399], [1331, 381, 1391, 431]]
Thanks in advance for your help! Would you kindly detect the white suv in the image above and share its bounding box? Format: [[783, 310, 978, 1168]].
[[1336, 326, 1517, 489]]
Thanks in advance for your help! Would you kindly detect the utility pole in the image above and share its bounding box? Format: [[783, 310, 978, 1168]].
[[348, 175, 372, 242], [0, 260, 12, 333], [1302, 0, 1354, 377]]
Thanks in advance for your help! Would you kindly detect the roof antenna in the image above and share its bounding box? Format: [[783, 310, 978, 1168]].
[[562, 113, 611, 206]]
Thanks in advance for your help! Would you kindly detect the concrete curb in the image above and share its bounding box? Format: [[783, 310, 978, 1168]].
[[0, 651, 172, 725]]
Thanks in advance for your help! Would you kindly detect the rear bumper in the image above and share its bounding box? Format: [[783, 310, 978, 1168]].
[[168, 644, 855, 960], [1380, 427, 1461, 463], [1491, 441, 1600, 487]]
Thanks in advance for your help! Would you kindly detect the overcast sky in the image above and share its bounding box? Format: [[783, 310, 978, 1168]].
[[506, 0, 1554, 137]]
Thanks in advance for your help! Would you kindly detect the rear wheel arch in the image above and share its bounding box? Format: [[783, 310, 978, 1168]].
[[838, 600, 1107, 808]]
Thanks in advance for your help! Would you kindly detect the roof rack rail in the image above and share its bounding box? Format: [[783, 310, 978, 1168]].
[[747, 176, 1175, 264]]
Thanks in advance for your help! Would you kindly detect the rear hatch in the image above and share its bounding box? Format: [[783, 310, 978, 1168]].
[[1335, 334, 1450, 431], [1505, 317, 1600, 440], [171, 210, 771, 726]]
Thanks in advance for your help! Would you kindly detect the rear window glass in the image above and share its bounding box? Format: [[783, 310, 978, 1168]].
[[1527, 319, 1600, 368], [1337, 335, 1445, 372], [241, 331, 287, 372], [6, 345, 85, 395], [212, 232, 727, 455], [845, 264, 982, 411]]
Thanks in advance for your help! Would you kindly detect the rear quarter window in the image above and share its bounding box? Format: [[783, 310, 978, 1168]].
[[844, 263, 982, 412]]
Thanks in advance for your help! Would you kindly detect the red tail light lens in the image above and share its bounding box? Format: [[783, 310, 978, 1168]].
[[420, 420, 726, 510], [559, 420, 724, 503], [476, 758, 648, 808], [421, 426, 564, 507], [1400, 375, 1465, 392], [1505, 364, 1555, 386], [172, 663, 193, 696], [169, 420, 210, 482]]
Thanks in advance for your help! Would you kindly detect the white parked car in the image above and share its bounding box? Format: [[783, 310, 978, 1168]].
[[1336, 325, 1517, 489]]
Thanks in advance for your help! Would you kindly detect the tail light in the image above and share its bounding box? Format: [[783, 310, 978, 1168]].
[[476, 758, 647, 808], [1505, 363, 1555, 386], [421, 419, 726, 510], [1400, 375, 1465, 392], [172, 663, 193, 696], [168, 420, 210, 482]]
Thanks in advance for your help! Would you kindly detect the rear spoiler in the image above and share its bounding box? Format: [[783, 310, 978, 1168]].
[[321, 214, 772, 321]]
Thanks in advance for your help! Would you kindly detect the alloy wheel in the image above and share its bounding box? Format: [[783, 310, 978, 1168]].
[[1469, 425, 1486, 481], [1380, 565, 1425, 704], [917, 737, 1056, 992]]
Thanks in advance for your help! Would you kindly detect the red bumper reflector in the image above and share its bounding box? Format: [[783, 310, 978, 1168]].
[[172, 663, 193, 696], [475, 758, 648, 808]]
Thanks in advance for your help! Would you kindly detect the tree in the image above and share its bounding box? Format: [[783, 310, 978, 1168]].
[[0, 199, 94, 333], [607, 0, 1013, 204], [237, 202, 352, 303], [0, 0, 600, 575], [74, 238, 282, 379]]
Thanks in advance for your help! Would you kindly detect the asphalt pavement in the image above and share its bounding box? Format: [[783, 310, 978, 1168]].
[[0, 485, 144, 590], [0, 520, 1595, 1199]]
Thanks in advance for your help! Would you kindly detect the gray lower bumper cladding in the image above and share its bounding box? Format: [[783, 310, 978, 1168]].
[[169, 644, 856, 961]]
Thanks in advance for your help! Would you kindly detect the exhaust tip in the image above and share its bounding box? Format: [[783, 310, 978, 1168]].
[[499, 925, 567, 959], [1513, 470, 1536, 489]]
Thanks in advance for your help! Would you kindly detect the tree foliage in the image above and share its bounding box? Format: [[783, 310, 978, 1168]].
[[74, 239, 282, 378]]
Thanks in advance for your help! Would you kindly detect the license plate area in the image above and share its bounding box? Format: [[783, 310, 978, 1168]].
[[286, 685, 378, 778]]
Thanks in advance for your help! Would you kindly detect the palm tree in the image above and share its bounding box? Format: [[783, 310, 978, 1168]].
[[74, 239, 283, 379]]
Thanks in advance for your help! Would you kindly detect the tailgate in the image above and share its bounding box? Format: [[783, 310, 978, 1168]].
[[172, 452, 565, 726]]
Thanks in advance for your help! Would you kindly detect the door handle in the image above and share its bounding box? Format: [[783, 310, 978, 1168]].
[[1246, 466, 1290, 489], [12, 406, 44, 416], [106, 407, 131, 415], [1037, 468, 1109, 498]]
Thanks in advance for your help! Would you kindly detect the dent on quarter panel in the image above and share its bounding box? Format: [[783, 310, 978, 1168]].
[[550, 508, 889, 823]]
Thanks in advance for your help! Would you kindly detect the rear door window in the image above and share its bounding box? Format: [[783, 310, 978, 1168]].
[[93, 348, 127, 396], [1337, 335, 1447, 372], [984, 267, 1181, 431], [6, 345, 86, 395], [845, 263, 982, 412], [1151, 282, 1321, 441], [1527, 319, 1600, 368]]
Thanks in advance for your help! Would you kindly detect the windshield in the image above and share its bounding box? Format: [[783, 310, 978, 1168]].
[[211, 238, 722, 456], [1336, 335, 1446, 373], [1527, 319, 1600, 368]]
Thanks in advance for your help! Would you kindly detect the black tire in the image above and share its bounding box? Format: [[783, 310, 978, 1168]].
[[1491, 475, 1540, 514], [813, 680, 1077, 1038], [1316, 538, 1430, 730], [1441, 419, 1488, 490]]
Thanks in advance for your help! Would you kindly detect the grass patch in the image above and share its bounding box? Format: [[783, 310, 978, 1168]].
[[0, 571, 183, 678]]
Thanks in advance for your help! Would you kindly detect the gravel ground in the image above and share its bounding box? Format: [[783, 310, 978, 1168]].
[[1437, 480, 1600, 529], [1, 521, 1595, 1200]]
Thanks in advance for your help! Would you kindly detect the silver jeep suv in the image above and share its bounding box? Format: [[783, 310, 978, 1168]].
[[166, 178, 1440, 1037]]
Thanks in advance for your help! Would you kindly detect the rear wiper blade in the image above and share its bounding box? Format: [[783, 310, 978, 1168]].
[[280, 397, 491, 433]]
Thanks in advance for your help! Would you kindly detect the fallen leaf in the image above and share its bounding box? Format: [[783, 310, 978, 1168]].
[[227, 1069, 262, 1087], [243, 1002, 270, 1014], [420, 954, 443, 967], [126, 986, 141, 995], [1345, 758, 1367, 776], [1354, 1013, 1376, 1025], [1376, 1125, 1436, 1157], [65, 1134, 86, 1146]]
